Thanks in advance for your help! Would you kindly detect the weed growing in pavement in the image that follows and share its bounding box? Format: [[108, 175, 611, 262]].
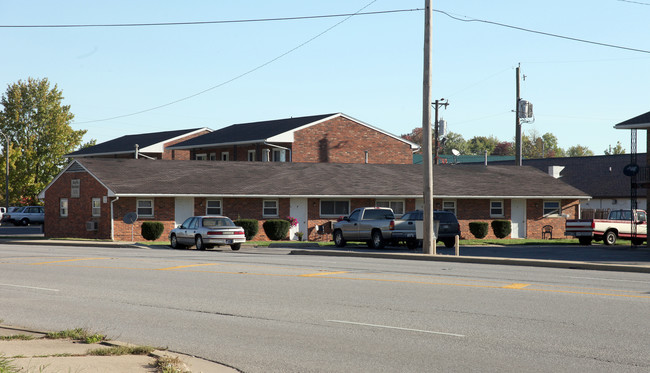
[[0, 334, 35, 341], [0, 354, 18, 373], [153, 355, 189, 373], [88, 345, 154, 356], [45, 328, 106, 344]]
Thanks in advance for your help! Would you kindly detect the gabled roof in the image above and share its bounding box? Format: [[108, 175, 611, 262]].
[[168, 113, 419, 150], [67, 128, 210, 157], [40, 158, 590, 200], [614, 111, 650, 129], [491, 154, 645, 199]]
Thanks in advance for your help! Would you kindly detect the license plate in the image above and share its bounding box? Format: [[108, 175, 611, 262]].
[[226, 239, 233, 244]]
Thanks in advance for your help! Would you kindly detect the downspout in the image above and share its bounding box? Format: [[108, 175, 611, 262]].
[[110, 196, 119, 241], [264, 142, 292, 162]]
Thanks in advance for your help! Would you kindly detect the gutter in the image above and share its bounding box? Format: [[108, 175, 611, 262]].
[[110, 196, 120, 240]]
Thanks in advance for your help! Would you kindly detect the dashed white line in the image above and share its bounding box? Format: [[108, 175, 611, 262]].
[[0, 283, 60, 292], [327, 319, 465, 337]]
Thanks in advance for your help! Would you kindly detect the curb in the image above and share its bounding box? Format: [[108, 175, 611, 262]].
[[289, 249, 650, 273]]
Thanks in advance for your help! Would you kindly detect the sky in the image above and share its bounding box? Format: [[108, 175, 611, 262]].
[[2, 0, 649, 154]]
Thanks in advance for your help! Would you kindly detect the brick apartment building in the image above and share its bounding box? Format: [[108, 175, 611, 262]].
[[39, 159, 589, 242]]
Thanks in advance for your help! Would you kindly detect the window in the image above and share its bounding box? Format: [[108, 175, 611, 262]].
[[263, 200, 278, 217], [320, 200, 350, 216], [376, 200, 405, 216], [221, 152, 229, 161], [490, 200, 504, 217], [195, 153, 207, 160], [543, 201, 560, 217], [206, 200, 222, 215], [60, 198, 68, 217], [272, 149, 286, 162], [71, 179, 80, 198], [137, 199, 154, 217], [248, 150, 256, 162], [209, 153, 217, 161], [442, 200, 456, 215], [92, 198, 101, 217]]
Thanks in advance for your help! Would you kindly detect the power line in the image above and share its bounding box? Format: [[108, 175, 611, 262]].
[[435, 9, 650, 54], [0, 8, 420, 28], [617, 0, 650, 5]]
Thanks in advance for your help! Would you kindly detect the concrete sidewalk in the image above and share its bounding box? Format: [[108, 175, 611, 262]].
[[0, 325, 238, 373]]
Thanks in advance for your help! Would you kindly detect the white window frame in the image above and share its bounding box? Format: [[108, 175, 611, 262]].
[[221, 152, 229, 161], [248, 150, 256, 162], [543, 200, 561, 217], [137, 199, 154, 218], [60, 198, 68, 217], [272, 149, 286, 162], [92, 198, 101, 217], [490, 200, 504, 218], [209, 153, 217, 161], [442, 200, 457, 215], [206, 199, 222, 215], [320, 200, 350, 217], [71, 179, 80, 198], [375, 200, 405, 216], [263, 200, 279, 217], [195, 153, 207, 160]]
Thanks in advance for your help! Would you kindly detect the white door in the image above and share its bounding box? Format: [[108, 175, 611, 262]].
[[175, 197, 194, 228], [511, 199, 527, 238], [290, 198, 308, 241]]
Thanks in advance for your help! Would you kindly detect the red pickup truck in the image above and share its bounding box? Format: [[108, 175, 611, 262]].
[[565, 209, 647, 245]]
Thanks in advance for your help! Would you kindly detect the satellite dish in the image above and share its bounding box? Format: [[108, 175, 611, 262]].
[[451, 149, 460, 156], [123, 212, 138, 225], [623, 163, 639, 177]]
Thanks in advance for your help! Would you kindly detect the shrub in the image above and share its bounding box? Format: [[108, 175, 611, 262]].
[[469, 222, 489, 239], [262, 219, 291, 241], [491, 220, 512, 239], [234, 219, 259, 240], [141, 221, 164, 241]]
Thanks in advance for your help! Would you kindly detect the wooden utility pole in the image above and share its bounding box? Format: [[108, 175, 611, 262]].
[[515, 64, 522, 166], [422, 0, 434, 255], [433, 99, 449, 165]]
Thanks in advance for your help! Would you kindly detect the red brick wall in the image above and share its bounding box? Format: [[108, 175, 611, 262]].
[[44, 171, 112, 239], [112, 197, 176, 241], [292, 116, 413, 164], [165, 130, 211, 160]]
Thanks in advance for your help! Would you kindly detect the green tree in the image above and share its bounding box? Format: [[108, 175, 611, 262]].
[[604, 141, 626, 155], [566, 145, 594, 157], [0, 78, 86, 205], [467, 135, 500, 155], [440, 131, 468, 155], [492, 141, 514, 156]]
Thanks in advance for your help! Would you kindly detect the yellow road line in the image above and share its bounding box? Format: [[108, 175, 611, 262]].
[[502, 283, 531, 289], [29, 257, 111, 265], [300, 271, 349, 277], [157, 263, 220, 271]]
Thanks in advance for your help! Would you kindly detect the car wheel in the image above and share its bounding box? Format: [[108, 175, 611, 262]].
[[631, 237, 644, 246], [578, 237, 592, 245], [406, 239, 418, 250], [170, 234, 183, 249], [195, 236, 206, 250], [20, 218, 30, 226], [333, 230, 346, 247], [230, 243, 241, 251], [604, 230, 617, 246], [369, 230, 385, 250]]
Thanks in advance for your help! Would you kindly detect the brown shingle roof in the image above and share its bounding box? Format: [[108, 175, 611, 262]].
[[54, 159, 589, 199]]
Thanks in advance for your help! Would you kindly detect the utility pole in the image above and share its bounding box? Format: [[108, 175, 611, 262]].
[[422, 0, 434, 255], [433, 99, 449, 164], [0, 130, 8, 212], [515, 64, 522, 166]]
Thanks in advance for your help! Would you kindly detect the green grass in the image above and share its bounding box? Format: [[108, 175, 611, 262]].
[[88, 345, 154, 356], [45, 328, 106, 344], [0, 334, 35, 341], [0, 354, 17, 373]]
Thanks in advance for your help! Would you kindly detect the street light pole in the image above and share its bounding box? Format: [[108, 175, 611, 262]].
[[0, 130, 8, 212]]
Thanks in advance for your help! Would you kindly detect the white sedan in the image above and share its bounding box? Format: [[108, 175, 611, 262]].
[[169, 216, 246, 251]]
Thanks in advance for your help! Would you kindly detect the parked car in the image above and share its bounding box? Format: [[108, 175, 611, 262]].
[[169, 216, 246, 251], [1, 206, 23, 225], [392, 210, 461, 248], [4, 206, 44, 226], [332, 207, 396, 249]]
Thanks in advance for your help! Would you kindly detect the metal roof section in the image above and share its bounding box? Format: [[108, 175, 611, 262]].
[[613, 111, 650, 130]]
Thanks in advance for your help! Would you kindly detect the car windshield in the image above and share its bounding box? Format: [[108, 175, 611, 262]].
[[202, 218, 235, 227]]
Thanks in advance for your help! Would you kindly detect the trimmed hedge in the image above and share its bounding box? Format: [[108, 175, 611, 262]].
[[491, 220, 512, 239], [469, 222, 489, 239], [234, 219, 259, 240], [141, 221, 164, 241], [262, 219, 290, 241]]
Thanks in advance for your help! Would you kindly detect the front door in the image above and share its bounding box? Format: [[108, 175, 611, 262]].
[[289, 198, 308, 240], [175, 197, 194, 228], [511, 199, 527, 238]]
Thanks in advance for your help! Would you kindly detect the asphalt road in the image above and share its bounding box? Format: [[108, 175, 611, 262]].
[[1, 243, 649, 372]]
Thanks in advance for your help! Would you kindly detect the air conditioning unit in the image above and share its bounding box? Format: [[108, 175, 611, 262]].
[[86, 221, 98, 231]]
